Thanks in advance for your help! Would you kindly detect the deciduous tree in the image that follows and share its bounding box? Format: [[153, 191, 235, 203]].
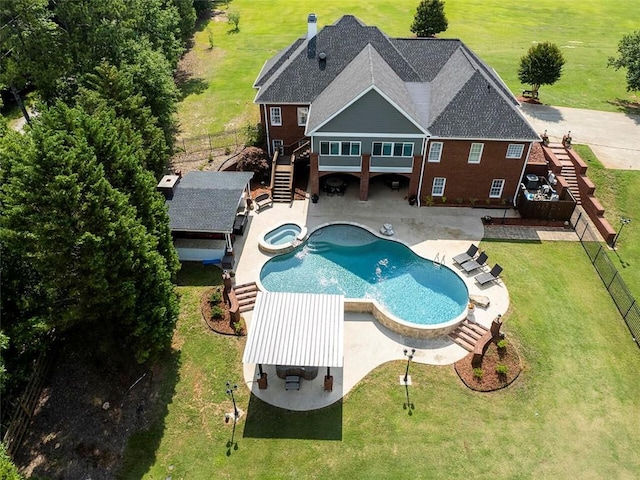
[[608, 31, 640, 92], [517, 42, 565, 98]]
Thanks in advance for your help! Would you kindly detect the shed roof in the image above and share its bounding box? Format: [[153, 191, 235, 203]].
[[242, 292, 344, 368], [165, 171, 253, 234]]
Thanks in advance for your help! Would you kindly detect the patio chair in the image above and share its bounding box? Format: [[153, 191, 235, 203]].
[[460, 252, 488, 273], [474, 264, 503, 286], [452, 244, 479, 265], [254, 192, 273, 212]]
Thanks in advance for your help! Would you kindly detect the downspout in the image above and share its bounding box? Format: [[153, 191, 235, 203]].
[[514, 142, 533, 207], [263, 104, 271, 156], [416, 136, 428, 207]]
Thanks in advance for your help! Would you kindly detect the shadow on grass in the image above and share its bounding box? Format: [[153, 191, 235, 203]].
[[242, 394, 343, 440], [176, 262, 224, 286], [607, 98, 640, 120], [176, 77, 209, 100], [118, 349, 182, 479]]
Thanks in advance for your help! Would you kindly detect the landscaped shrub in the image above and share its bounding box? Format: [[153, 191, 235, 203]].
[[473, 368, 483, 380], [495, 364, 509, 377], [236, 146, 269, 181], [211, 305, 225, 320], [209, 289, 222, 306], [497, 339, 507, 350]]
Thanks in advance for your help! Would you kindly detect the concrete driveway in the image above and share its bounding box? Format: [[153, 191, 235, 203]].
[[520, 103, 640, 170]]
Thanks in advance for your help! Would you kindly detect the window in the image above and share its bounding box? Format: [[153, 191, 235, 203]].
[[468, 143, 484, 163], [489, 179, 505, 198], [427, 142, 443, 162], [319, 141, 360, 156], [506, 144, 524, 159], [297, 107, 309, 126], [432, 177, 446, 197], [272, 139, 284, 155], [269, 107, 282, 126], [372, 142, 414, 157]]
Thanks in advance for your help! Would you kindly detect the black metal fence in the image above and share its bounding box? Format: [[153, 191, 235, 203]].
[[176, 128, 246, 156], [572, 211, 639, 347]]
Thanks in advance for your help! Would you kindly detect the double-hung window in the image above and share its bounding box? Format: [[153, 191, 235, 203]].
[[432, 177, 446, 197], [297, 107, 309, 126], [320, 141, 360, 156], [468, 143, 484, 164], [506, 144, 524, 159], [427, 142, 443, 162], [269, 107, 282, 126], [372, 142, 413, 157], [489, 179, 505, 198], [272, 139, 284, 155]]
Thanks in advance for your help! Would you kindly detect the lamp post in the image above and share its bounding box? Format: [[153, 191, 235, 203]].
[[402, 348, 416, 384], [612, 218, 631, 249], [226, 381, 239, 421]]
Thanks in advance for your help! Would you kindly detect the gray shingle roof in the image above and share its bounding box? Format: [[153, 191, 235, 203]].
[[165, 171, 253, 233], [255, 15, 538, 141]]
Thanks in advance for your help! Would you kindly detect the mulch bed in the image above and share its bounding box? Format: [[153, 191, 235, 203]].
[[454, 339, 522, 392], [486, 217, 569, 228], [200, 287, 243, 336]]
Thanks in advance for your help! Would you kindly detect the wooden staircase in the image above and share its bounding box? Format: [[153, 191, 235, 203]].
[[448, 319, 490, 351], [272, 155, 294, 203], [232, 282, 259, 313], [549, 143, 582, 204]]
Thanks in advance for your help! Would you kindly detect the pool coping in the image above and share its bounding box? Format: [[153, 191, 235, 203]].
[[256, 221, 470, 339]]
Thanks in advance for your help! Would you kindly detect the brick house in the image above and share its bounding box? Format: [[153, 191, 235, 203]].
[[253, 14, 539, 204]]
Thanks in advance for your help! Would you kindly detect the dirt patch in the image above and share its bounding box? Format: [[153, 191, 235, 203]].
[[454, 339, 522, 392], [517, 96, 543, 105]]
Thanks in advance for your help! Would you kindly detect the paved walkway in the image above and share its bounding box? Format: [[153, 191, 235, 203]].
[[520, 103, 640, 170]]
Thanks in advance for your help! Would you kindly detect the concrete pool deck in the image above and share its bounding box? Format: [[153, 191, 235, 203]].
[[233, 185, 513, 411]]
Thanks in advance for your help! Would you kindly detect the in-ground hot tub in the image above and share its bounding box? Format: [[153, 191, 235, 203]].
[[258, 222, 307, 254]]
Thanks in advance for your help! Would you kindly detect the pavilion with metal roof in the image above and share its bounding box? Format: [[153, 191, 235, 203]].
[[242, 292, 344, 389]]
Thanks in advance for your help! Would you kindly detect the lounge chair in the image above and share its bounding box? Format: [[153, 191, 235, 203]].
[[475, 264, 503, 286], [254, 192, 273, 211], [452, 244, 479, 265], [460, 252, 488, 273]]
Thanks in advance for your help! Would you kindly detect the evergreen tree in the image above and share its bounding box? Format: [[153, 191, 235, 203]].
[[518, 42, 566, 98], [410, 0, 448, 38], [0, 103, 179, 364]]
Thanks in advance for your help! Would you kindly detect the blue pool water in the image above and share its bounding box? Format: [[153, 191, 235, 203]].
[[264, 223, 301, 246], [260, 224, 468, 325]]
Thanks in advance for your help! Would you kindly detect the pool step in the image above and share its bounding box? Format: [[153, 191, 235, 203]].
[[448, 319, 490, 351], [233, 282, 260, 313]]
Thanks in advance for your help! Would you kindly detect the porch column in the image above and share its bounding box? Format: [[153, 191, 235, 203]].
[[409, 154, 422, 198], [310, 153, 320, 196], [359, 154, 370, 201]]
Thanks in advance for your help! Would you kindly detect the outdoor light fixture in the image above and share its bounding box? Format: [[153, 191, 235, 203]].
[[226, 381, 239, 421], [612, 217, 631, 249], [403, 348, 416, 384]]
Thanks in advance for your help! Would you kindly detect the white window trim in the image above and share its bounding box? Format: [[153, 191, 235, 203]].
[[489, 179, 505, 198], [297, 107, 308, 127], [319, 141, 361, 156], [272, 139, 284, 155], [427, 142, 443, 163], [270, 107, 282, 126], [432, 177, 446, 197], [506, 143, 524, 159], [468, 143, 484, 164]]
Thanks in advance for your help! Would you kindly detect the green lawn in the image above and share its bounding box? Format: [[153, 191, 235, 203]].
[[573, 144, 640, 299], [177, 0, 640, 140], [122, 244, 640, 479]]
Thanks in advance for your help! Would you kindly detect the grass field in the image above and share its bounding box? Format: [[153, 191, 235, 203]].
[[176, 0, 640, 139], [574, 144, 640, 299], [122, 243, 640, 479]]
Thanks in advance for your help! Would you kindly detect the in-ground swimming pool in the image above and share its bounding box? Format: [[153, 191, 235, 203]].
[[259, 223, 469, 337], [258, 222, 307, 254]]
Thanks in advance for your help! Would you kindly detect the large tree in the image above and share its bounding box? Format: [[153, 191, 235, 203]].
[[608, 31, 640, 92], [0, 103, 179, 367], [410, 0, 448, 38], [518, 42, 566, 98]]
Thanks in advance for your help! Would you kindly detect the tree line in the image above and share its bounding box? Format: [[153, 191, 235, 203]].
[[0, 0, 211, 405]]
